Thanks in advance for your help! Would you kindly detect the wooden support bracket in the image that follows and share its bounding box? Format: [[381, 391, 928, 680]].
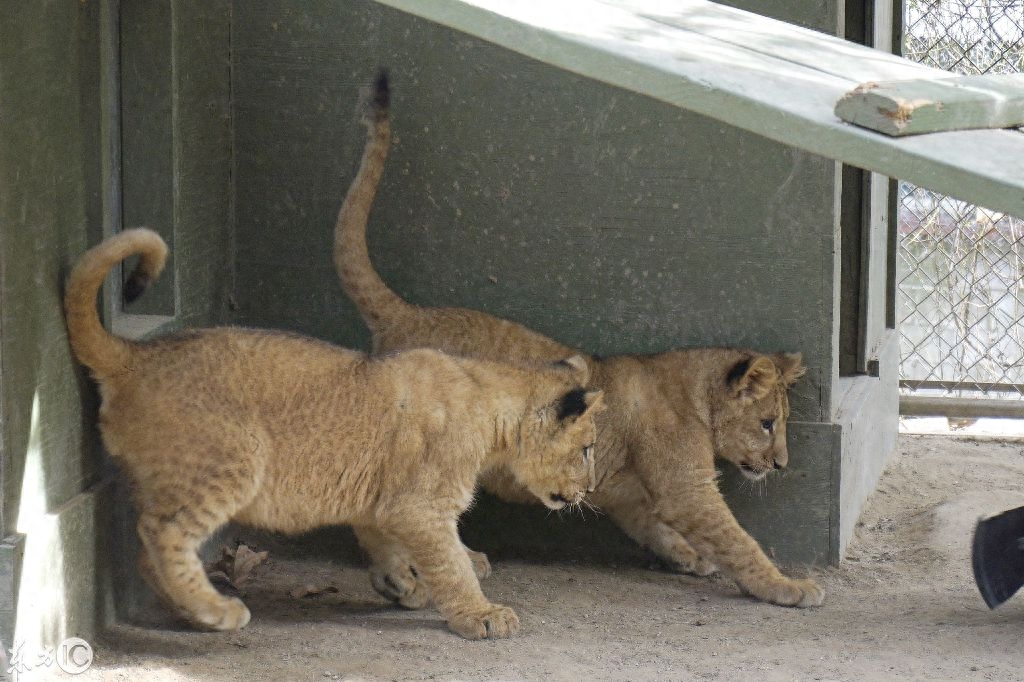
[[836, 74, 1024, 136]]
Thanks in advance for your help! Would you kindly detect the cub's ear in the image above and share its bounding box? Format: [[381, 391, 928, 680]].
[[772, 352, 806, 387], [726, 355, 777, 401], [555, 354, 591, 386], [556, 388, 606, 421]]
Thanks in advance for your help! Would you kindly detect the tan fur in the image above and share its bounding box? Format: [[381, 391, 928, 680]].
[[333, 72, 823, 608], [65, 229, 605, 638]]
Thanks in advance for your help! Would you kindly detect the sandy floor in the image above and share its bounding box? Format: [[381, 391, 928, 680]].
[[47, 434, 1024, 681]]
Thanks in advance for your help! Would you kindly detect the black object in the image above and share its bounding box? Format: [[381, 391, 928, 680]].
[[972, 505, 1024, 609]]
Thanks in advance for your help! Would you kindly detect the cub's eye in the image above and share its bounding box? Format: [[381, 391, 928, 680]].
[[761, 419, 775, 433], [582, 444, 594, 461]]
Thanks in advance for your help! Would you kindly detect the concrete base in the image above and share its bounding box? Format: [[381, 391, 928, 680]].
[[833, 331, 901, 555], [0, 533, 26, 650]]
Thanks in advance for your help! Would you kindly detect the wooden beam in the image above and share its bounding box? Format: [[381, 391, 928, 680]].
[[835, 75, 1024, 136], [373, 0, 1024, 218]]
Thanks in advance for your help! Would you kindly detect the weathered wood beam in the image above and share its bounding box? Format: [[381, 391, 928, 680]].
[[373, 0, 1024, 218]]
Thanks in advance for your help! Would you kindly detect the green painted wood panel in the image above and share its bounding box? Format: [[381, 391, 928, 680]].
[[231, 0, 838, 424], [120, 0, 176, 315], [117, 0, 234, 328], [228, 0, 850, 564], [0, 0, 110, 644], [0, 0, 106, 542]]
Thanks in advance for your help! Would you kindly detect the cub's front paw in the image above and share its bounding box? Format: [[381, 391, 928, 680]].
[[762, 577, 825, 608], [447, 604, 520, 640], [187, 595, 252, 631], [789, 578, 825, 607], [370, 564, 430, 610], [466, 549, 492, 580]]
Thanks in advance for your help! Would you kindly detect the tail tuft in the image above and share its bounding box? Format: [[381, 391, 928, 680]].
[[373, 70, 390, 112], [123, 269, 151, 304], [359, 68, 390, 124], [65, 228, 168, 378]]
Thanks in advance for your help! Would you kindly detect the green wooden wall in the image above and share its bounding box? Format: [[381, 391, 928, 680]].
[[0, 0, 109, 649], [228, 0, 848, 567], [230, 0, 839, 424], [0, 0, 894, 638], [0, 0, 234, 645]]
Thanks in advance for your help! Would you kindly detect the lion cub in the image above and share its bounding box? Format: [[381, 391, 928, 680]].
[[333, 72, 823, 609], [65, 229, 604, 639]]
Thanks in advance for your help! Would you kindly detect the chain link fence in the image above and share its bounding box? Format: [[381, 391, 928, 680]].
[[897, 0, 1024, 404]]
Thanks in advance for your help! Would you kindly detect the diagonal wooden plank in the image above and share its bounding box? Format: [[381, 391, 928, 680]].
[[372, 0, 1024, 218], [617, 0, 936, 83]]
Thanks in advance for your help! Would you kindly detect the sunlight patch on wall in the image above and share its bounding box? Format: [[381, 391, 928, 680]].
[[13, 390, 69, 653]]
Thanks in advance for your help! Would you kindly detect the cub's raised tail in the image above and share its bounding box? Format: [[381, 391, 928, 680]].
[[334, 69, 409, 334], [64, 228, 168, 378]]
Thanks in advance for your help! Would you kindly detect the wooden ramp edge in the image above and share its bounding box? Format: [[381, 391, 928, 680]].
[[373, 0, 1024, 218]]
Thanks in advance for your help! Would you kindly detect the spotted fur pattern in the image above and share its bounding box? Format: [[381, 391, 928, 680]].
[[65, 229, 604, 637]]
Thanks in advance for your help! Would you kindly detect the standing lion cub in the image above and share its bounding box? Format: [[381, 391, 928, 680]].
[[333, 72, 823, 609], [65, 228, 604, 638]]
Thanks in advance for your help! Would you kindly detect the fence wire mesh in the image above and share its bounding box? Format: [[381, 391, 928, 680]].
[[897, 0, 1024, 401]]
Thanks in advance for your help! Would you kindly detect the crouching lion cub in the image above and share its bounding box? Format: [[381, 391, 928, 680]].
[[64, 228, 604, 639], [333, 72, 823, 609]]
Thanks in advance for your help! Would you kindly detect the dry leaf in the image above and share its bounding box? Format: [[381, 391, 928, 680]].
[[205, 543, 269, 596], [231, 544, 269, 588]]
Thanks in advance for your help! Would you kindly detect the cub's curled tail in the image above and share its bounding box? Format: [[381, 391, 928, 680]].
[[334, 69, 409, 333], [64, 228, 168, 378]]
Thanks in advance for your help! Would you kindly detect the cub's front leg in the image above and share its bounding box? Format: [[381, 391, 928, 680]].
[[383, 517, 517, 640], [631, 430, 823, 608], [657, 472, 823, 607]]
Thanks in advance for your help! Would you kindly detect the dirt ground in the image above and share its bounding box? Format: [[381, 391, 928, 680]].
[[49, 433, 1024, 681]]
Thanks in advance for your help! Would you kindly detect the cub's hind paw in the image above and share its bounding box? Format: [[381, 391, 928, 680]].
[[370, 564, 430, 610], [448, 604, 520, 640], [661, 553, 717, 577], [687, 557, 718, 577], [466, 549, 491, 580], [187, 595, 251, 631]]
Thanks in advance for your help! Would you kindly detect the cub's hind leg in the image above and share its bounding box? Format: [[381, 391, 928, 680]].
[[138, 548, 173, 606], [356, 526, 490, 610], [385, 517, 517, 640], [133, 432, 263, 630], [138, 512, 252, 631], [356, 526, 430, 610], [598, 471, 716, 576]]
